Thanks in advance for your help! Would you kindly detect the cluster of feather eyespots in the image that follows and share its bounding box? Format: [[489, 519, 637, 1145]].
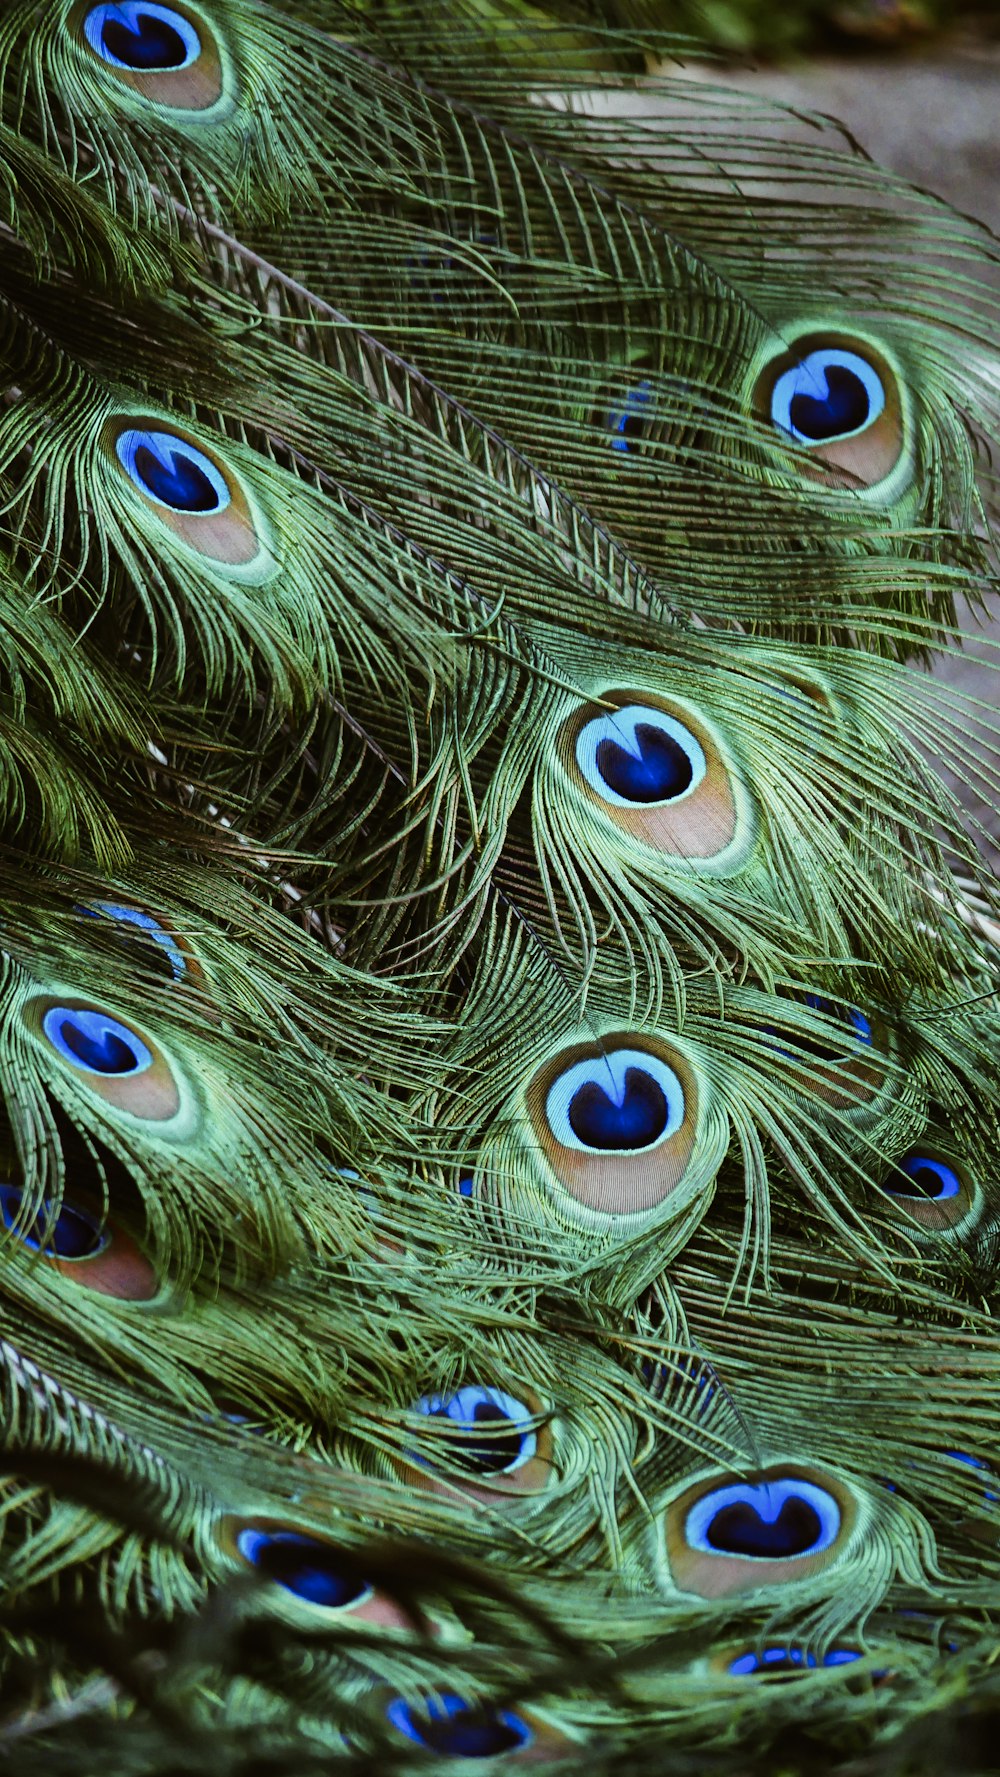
[[401, 1385, 553, 1500], [0, 1181, 157, 1300], [526, 1036, 701, 1219], [881, 1145, 979, 1235], [608, 380, 655, 453], [80, 3, 224, 109], [385, 1693, 535, 1759], [107, 420, 263, 567], [26, 994, 187, 1124], [222, 1519, 412, 1629], [559, 691, 750, 869], [664, 1466, 857, 1599], [755, 331, 904, 490]]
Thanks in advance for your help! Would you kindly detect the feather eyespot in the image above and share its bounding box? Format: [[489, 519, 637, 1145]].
[[80, 3, 224, 110], [26, 995, 186, 1124], [235, 1527, 372, 1611], [221, 1519, 413, 1629], [608, 380, 654, 453], [944, 1449, 999, 1505], [0, 1181, 108, 1261], [560, 691, 751, 869], [107, 420, 262, 567], [526, 1036, 702, 1218], [401, 1386, 553, 1500], [664, 1465, 859, 1599], [755, 332, 904, 490], [79, 902, 193, 986], [882, 1145, 978, 1234], [386, 1693, 533, 1758], [765, 992, 886, 1110], [0, 1181, 158, 1300]]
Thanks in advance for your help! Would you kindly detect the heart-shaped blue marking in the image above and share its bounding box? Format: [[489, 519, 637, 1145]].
[[85, 4, 200, 71], [595, 722, 694, 803], [686, 1477, 840, 1560], [42, 1007, 153, 1077], [770, 348, 885, 446]]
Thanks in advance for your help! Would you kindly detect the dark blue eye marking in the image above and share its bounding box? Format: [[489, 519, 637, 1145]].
[[83, 4, 200, 70], [771, 349, 885, 445], [414, 1387, 536, 1476], [234, 1528, 372, 1611], [42, 1007, 153, 1077], [889, 1154, 960, 1202], [945, 1450, 999, 1504], [80, 902, 188, 984], [386, 1693, 532, 1757], [569, 1067, 666, 1149], [0, 1182, 108, 1260], [728, 1646, 861, 1676], [609, 380, 654, 452], [765, 994, 873, 1064], [595, 725, 693, 804], [686, 1478, 841, 1560], [642, 1352, 716, 1411], [115, 429, 229, 514], [803, 994, 872, 1046], [546, 1048, 683, 1154], [575, 705, 705, 808]]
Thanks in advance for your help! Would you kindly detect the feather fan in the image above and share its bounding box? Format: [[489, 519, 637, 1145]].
[[0, 4, 998, 1773]]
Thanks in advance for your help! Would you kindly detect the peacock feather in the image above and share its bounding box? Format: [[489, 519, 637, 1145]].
[[0, 3, 999, 1773]]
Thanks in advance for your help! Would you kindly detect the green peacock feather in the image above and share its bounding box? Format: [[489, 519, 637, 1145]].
[[0, 3, 998, 1773]]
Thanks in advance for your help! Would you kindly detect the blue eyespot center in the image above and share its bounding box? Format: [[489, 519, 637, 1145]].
[[386, 1693, 532, 1757], [686, 1478, 841, 1561], [546, 1048, 684, 1155], [891, 1153, 960, 1202], [84, 3, 200, 71], [115, 429, 230, 515], [415, 1387, 536, 1476], [42, 1007, 153, 1077], [570, 1066, 666, 1150], [234, 1528, 372, 1611], [575, 704, 706, 809], [0, 1182, 108, 1260], [770, 348, 886, 447], [595, 725, 693, 804], [81, 902, 188, 983]]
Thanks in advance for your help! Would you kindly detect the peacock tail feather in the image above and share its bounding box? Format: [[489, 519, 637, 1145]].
[[0, 3, 998, 1772]]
